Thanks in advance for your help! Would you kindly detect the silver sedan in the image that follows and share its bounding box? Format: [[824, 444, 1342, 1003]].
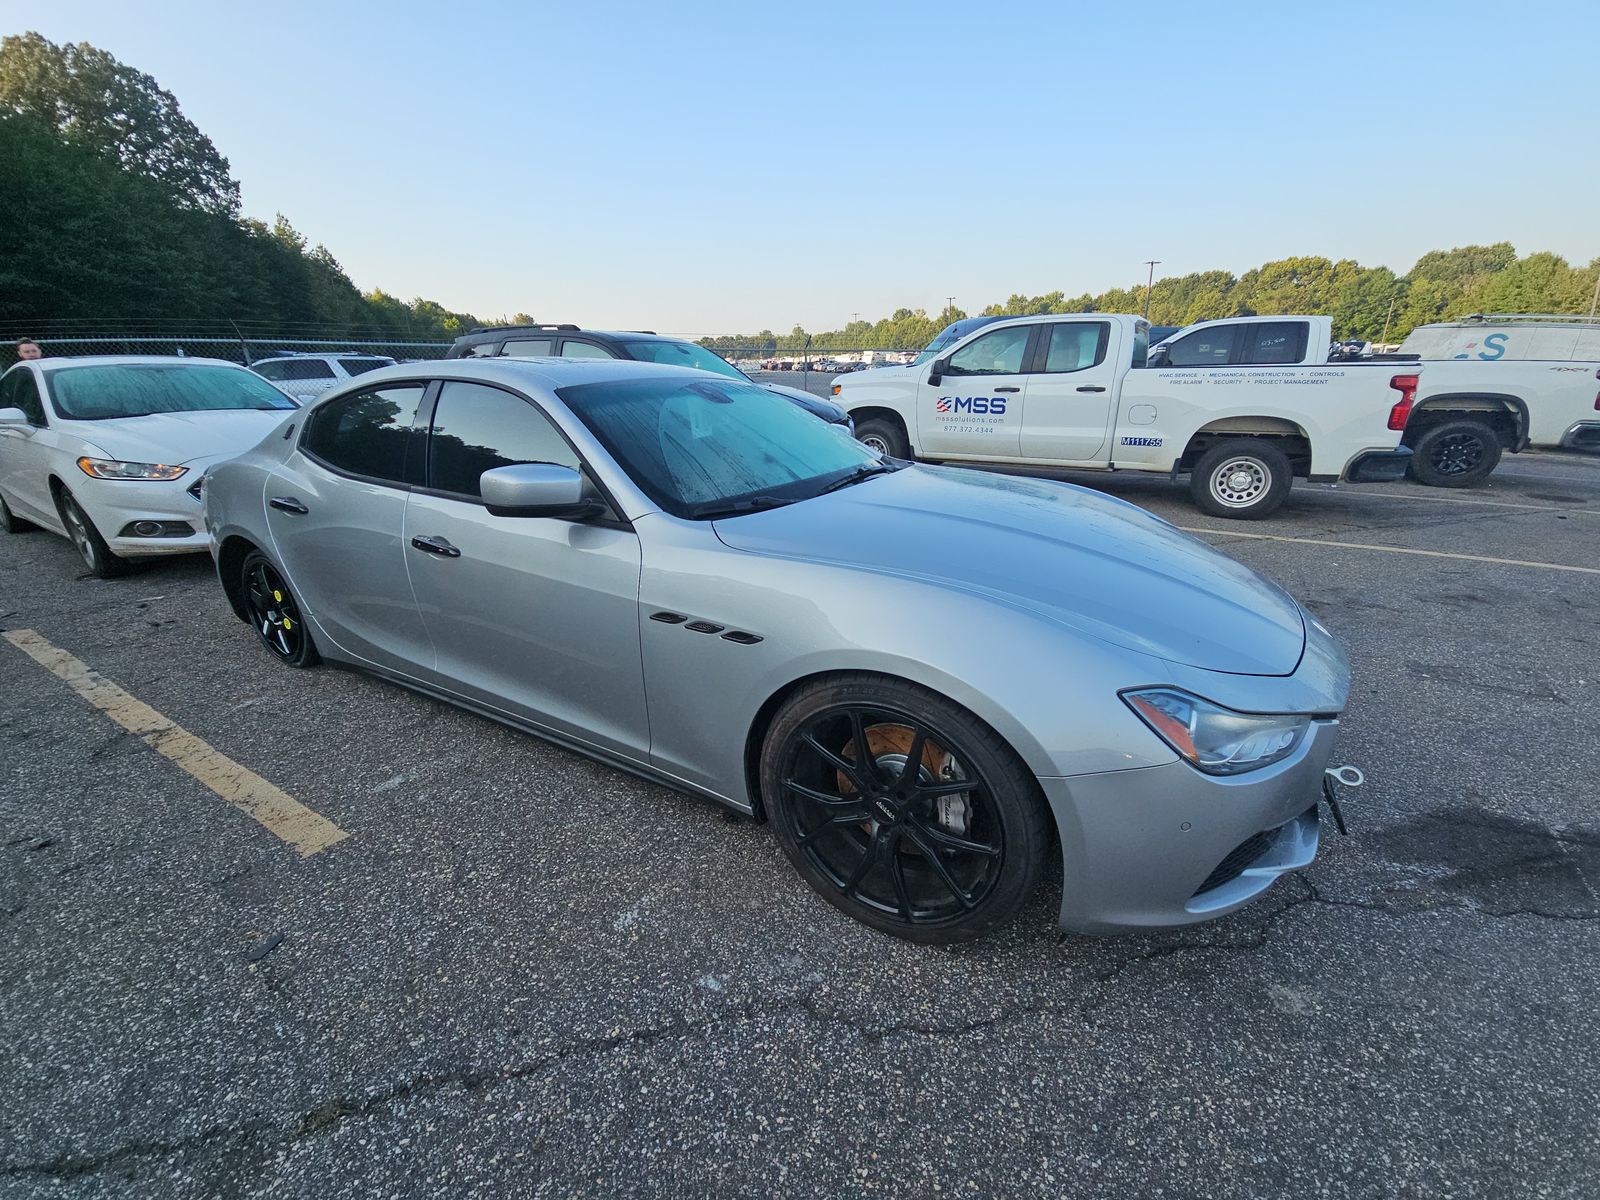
[[202, 358, 1352, 943]]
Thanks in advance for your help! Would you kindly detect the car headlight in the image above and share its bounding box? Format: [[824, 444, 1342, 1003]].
[[1122, 688, 1309, 776], [77, 457, 188, 481]]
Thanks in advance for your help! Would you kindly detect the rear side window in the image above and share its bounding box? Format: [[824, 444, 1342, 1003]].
[[302, 384, 425, 483], [467, 341, 501, 358], [945, 326, 1031, 376], [501, 338, 555, 358], [257, 359, 337, 381], [339, 357, 394, 377], [1245, 322, 1308, 364], [1040, 323, 1109, 373], [558, 340, 616, 360], [0, 367, 47, 425], [1164, 325, 1239, 367], [427, 381, 579, 499]]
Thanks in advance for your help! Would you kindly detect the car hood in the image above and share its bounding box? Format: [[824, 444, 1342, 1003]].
[[74, 410, 295, 466], [762, 382, 849, 423], [712, 466, 1306, 676]]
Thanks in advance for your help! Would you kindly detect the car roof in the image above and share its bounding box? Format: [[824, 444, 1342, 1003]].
[[349, 356, 735, 392], [253, 352, 395, 361], [455, 326, 673, 345], [32, 355, 251, 372]]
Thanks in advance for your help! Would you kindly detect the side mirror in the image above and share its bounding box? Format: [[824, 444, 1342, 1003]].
[[0, 407, 29, 426], [927, 358, 948, 386], [1146, 346, 1169, 367], [480, 463, 605, 520]]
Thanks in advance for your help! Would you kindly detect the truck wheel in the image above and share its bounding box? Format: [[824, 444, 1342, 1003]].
[[1189, 440, 1292, 520], [854, 417, 910, 459], [1407, 420, 1501, 488]]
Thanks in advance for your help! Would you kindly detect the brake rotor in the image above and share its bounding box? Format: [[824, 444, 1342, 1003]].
[[838, 723, 971, 839]]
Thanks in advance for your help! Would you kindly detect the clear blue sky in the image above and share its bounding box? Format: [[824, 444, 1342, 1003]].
[[7, 0, 1598, 335]]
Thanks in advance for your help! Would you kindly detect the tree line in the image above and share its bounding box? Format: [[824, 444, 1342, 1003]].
[[0, 32, 498, 342], [697, 245, 1600, 355]]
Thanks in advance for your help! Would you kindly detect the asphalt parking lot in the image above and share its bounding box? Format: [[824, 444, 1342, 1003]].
[[3, 452, 1598, 1198]]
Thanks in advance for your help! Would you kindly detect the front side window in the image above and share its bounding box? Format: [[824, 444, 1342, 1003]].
[[339, 357, 394, 377], [945, 326, 1031, 376], [251, 361, 289, 381], [1165, 325, 1238, 367], [558, 340, 616, 360], [257, 359, 337, 381], [620, 340, 744, 380], [1041, 323, 1109, 373], [1245, 322, 1308, 364], [0, 367, 47, 425], [47, 364, 298, 421], [427, 381, 579, 498], [302, 384, 425, 483], [560, 377, 879, 519], [500, 339, 554, 358]]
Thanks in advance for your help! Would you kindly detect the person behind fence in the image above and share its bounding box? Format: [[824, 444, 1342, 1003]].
[[16, 338, 42, 361]]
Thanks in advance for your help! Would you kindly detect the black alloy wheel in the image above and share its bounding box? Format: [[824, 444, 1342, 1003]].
[[763, 676, 1048, 943], [241, 551, 319, 667], [1407, 419, 1502, 487]]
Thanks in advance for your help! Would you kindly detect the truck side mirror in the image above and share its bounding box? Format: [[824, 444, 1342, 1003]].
[[1147, 346, 1169, 367], [927, 358, 947, 386]]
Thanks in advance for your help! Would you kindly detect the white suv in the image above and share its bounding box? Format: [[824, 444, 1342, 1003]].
[[249, 352, 397, 404]]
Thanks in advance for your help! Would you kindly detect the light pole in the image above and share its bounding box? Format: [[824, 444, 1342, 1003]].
[[1142, 261, 1160, 320], [946, 296, 956, 316]]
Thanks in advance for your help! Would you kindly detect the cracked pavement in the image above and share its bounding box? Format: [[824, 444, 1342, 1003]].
[[2, 452, 1598, 1197]]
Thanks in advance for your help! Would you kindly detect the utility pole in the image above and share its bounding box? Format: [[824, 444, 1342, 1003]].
[[946, 296, 956, 316], [1589, 272, 1600, 319], [1142, 261, 1160, 319]]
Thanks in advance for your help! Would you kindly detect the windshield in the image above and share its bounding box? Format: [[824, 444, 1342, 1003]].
[[913, 324, 966, 366], [559, 377, 883, 519], [621, 339, 745, 381], [48, 364, 299, 421]]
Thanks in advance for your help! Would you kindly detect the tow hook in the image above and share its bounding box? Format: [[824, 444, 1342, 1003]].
[[1322, 765, 1364, 836]]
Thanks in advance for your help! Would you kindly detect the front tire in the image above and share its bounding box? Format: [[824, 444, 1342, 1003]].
[[854, 417, 910, 459], [1406, 419, 1502, 488], [56, 490, 127, 578], [761, 674, 1049, 944], [1189, 439, 1293, 519], [240, 550, 320, 667]]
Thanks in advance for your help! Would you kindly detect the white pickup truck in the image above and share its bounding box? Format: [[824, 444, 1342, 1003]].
[[831, 312, 1418, 518], [1151, 313, 1600, 486]]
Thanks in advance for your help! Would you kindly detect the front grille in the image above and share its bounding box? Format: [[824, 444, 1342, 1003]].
[[1193, 829, 1276, 896]]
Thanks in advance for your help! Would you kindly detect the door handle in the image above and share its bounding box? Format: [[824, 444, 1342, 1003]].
[[994, 386, 1022, 393], [269, 496, 309, 514], [1076, 386, 1107, 393], [410, 535, 461, 558]]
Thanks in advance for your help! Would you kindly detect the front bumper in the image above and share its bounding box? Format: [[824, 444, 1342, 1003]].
[[79, 476, 209, 557], [1344, 446, 1414, 482], [1040, 718, 1340, 934]]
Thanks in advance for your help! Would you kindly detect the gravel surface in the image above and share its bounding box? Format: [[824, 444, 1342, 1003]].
[[2, 451, 1597, 1198]]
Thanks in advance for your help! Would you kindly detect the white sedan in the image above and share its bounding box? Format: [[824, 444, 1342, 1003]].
[[0, 356, 299, 577]]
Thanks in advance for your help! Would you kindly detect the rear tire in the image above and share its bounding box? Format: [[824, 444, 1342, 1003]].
[[1406, 419, 1502, 488], [854, 417, 910, 459], [0, 491, 35, 534], [240, 550, 320, 667], [56, 490, 127, 578], [1189, 439, 1293, 519], [761, 674, 1050, 944]]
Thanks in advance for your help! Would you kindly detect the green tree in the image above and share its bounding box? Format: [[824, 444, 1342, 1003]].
[[0, 31, 240, 215]]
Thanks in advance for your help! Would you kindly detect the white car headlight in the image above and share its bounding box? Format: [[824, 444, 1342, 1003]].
[[1122, 688, 1310, 776], [76, 457, 188, 481]]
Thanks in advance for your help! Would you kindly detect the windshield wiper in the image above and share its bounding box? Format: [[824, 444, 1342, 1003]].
[[693, 495, 796, 520], [816, 463, 897, 496]]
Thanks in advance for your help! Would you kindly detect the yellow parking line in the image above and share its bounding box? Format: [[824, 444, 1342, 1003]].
[[1176, 528, 1600, 576], [4, 629, 348, 857]]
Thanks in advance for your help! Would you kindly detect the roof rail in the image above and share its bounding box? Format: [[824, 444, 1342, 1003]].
[[464, 323, 581, 335], [1457, 313, 1599, 325], [625, 330, 658, 335]]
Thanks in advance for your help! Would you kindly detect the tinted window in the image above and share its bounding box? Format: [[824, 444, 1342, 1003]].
[[945, 326, 1031, 376], [0, 368, 47, 425], [1164, 325, 1239, 367], [1246, 322, 1308, 364], [500, 338, 554, 358], [251, 361, 289, 380], [467, 341, 501, 358], [427, 381, 578, 498], [1041, 323, 1109, 373], [559, 340, 616, 360], [258, 359, 336, 381], [620, 339, 744, 380], [302, 384, 425, 483], [339, 357, 395, 376]]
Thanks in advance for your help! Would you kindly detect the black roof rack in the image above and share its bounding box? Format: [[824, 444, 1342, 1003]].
[[464, 323, 580, 335]]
